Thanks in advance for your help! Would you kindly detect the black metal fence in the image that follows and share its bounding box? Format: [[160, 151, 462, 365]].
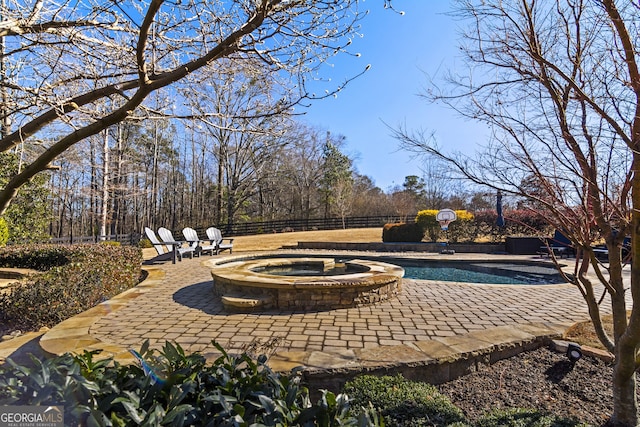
[[50, 233, 141, 246], [222, 215, 410, 236], [49, 215, 412, 245]]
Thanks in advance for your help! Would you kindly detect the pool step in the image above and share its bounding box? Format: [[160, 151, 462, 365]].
[[221, 294, 274, 311]]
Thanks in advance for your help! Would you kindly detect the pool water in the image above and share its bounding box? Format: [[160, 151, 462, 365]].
[[252, 263, 367, 277], [401, 262, 567, 285]]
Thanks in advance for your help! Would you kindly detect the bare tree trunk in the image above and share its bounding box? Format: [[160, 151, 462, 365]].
[[151, 123, 160, 228], [0, 0, 8, 141], [609, 152, 640, 426], [613, 349, 638, 426], [216, 149, 223, 226], [99, 129, 109, 240], [56, 179, 67, 238], [89, 140, 97, 236], [110, 124, 123, 235]]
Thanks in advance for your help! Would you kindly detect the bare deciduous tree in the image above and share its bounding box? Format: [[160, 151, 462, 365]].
[[397, 1, 640, 424], [0, 0, 368, 214], [181, 59, 294, 229]]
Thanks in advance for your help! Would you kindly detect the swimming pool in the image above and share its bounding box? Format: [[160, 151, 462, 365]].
[[398, 261, 567, 285], [210, 254, 569, 287]]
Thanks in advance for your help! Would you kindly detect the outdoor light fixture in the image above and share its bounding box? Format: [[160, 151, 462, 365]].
[[566, 343, 583, 362]]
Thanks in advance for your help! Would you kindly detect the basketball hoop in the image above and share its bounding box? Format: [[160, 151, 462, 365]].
[[436, 209, 457, 230]]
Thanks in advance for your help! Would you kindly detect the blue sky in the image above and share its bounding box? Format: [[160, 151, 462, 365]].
[[301, 1, 489, 192]]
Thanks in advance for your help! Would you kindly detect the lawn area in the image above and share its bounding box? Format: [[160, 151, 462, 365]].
[[232, 227, 383, 251], [143, 227, 383, 259]]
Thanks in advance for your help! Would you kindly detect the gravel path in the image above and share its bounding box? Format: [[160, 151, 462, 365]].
[[437, 347, 625, 426]]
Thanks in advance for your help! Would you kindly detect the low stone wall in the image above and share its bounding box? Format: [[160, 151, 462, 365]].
[[298, 323, 565, 398], [296, 241, 505, 253], [210, 257, 405, 312], [213, 276, 401, 311]]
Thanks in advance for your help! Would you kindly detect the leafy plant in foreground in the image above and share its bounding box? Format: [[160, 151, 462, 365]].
[[0, 341, 383, 426]]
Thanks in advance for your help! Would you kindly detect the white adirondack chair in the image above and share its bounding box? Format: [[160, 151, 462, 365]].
[[206, 227, 234, 254], [157, 227, 196, 261], [182, 227, 217, 255], [144, 227, 173, 262]]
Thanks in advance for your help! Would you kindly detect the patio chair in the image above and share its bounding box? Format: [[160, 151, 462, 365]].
[[592, 235, 631, 262], [158, 227, 196, 262], [538, 229, 574, 258], [144, 227, 173, 262], [206, 227, 234, 254], [182, 227, 217, 255]]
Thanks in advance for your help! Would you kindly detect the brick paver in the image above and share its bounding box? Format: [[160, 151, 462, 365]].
[[88, 252, 610, 356]]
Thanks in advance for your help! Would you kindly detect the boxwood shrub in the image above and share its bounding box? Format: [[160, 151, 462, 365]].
[[343, 374, 467, 426], [475, 408, 586, 427], [0, 244, 142, 331], [382, 222, 424, 243]]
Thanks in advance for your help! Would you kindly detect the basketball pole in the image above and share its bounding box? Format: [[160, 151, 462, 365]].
[[439, 220, 455, 255], [436, 209, 457, 255]]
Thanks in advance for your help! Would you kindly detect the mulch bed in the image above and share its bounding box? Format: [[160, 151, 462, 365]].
[[436, 346, 629, 426]]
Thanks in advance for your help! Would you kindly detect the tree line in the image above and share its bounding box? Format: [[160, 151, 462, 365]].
[[13, 116, 499, 240]]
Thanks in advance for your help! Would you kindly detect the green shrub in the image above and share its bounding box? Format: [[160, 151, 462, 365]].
[[0, 152, 52, 243], [382, 222, 424, 242], [0, 341, 383, 426], [139, 237, 153, 249], [447, 210, 475, 243], [0, 244, 72, 270], [0, 244, 142, 330], [475, 408, 586, 427], [0, 217, 8, 246], [415, 209, 440, 241], [472, 209, 551, 242], [415, 210, 476, 243], [343, 374, 466, 426]]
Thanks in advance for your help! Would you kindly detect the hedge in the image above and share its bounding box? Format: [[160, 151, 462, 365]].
[[406, 209, 553, 243], [416, 210, 475, 243], [382, 222, 424, 242], [0, 217, 7, 246], [0, 244, 142, 331]]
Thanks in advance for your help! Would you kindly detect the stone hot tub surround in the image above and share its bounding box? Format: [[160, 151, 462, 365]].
[[209, 257, 404, 311]]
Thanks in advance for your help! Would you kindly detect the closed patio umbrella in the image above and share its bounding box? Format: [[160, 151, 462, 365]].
[[496, 190, 506, 227]]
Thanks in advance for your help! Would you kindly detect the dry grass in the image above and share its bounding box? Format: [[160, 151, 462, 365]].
[[563, 313, 628, 351], [564, 317, 611, 350], [230, 227, 383, 252], [142, 227, 382, 260]]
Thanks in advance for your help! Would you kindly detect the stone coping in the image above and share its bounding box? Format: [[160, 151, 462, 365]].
[[209, 257, 404, 289], [0, 267, 39, 279]]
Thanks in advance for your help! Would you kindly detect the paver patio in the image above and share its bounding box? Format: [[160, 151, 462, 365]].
[[3, 250, 620, 383]]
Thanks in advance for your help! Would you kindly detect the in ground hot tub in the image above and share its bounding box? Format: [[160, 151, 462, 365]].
[[209, 257, 404, 311]]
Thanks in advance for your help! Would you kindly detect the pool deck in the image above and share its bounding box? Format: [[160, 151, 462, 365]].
[[0, 250, 619, 390]]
